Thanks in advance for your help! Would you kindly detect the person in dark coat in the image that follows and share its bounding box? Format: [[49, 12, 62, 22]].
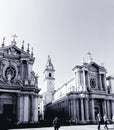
[[53, 117, 60, 130]]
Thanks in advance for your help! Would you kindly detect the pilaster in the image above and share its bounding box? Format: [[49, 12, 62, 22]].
[[17, 94, 24, 123]]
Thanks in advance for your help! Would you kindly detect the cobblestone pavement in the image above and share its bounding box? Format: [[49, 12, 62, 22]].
[[9, 124, 114, 130]]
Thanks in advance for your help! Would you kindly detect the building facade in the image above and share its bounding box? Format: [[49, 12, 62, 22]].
[[43, 55, 114, 124], [0, 38, 40, 124]]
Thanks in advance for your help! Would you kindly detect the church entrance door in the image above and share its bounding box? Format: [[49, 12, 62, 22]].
[[3, 104, 13, 118], [94, 99, 103, 122], [0, 94, 17, 125], [3, 103, 16, 126]]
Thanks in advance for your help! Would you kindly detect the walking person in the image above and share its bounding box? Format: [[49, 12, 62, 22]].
[[97, 112, 101, 130], [103, 114, 108, 130], [53, 117, 60, 130]]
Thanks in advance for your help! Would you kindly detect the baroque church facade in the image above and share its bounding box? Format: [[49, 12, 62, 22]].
[[43, 55, 114, 124], [0, 37, 40, 124]]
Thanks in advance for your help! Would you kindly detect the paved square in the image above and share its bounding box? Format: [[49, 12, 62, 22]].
[[9, 124, 114, 130]]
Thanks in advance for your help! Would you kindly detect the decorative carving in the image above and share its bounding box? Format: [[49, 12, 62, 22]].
[[89, 65, 98, 72], [7, 48, 18, 56], [5, 66, 16, 81], [11, 34, 18, 45], [87, 52, 93, 62]]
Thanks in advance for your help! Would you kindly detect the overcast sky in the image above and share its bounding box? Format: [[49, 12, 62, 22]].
[[0, 0, 114, 92]]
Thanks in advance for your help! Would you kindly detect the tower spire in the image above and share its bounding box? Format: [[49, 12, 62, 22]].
[[27, 43, 30, 53], [47, 55, 52, 66], [31, 47, 33, 57], [46, 55, 54, 70], [21, 40, 24, 50], [2, 37, 5, 47]]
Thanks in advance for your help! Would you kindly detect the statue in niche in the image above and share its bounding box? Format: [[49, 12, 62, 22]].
[[7, 71, 12, 83]]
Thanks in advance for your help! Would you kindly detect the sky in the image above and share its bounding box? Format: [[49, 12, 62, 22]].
[[0, 0, 114, 92]]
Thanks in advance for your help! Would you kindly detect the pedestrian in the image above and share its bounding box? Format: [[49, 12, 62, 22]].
[[53, 117, 60, 130], [103, 114, 108, 130], [97, 112, 101, 130]]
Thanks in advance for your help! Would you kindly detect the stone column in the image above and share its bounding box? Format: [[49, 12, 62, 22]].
[[17, 94, 24, 123], [85, 98, 89, 122], [87, 71, 90, 91], [99, 74, 103, 90], [73, 98, 76, 120], [107, 100, 110, 119], [103, 100, 107, 115], [69, 100, 71, 120], [20, 61, 23, 79], [83, 70, 86, 91], [76, 99, 79, 121], [34, 96, 38, 122], [103, 74, 108, 93], [31, 95, 35, 122], [91, 99, 95, 122], [111, 100, 114, 118], [17, 94, 20, 123], [80, 98, 85, 123], [76, 69, 81, 91], [23, 95, 29, 122], [71, 99, 74, 120]]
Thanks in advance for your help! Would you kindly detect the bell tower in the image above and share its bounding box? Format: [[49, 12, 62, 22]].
[[43, 55, 55, 105]]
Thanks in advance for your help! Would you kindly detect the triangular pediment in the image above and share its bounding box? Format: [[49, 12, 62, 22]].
[[89, 63, 99, 72], [0, 45, 32, 59], [86, 62, 106, 72]]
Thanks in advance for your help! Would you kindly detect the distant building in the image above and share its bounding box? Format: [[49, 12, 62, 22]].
[[43, 55, 114, 124], [0, 37, 40, 124]]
